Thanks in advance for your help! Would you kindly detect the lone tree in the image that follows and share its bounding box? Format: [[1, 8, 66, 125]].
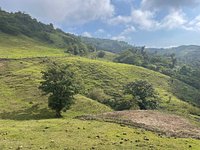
[[124, 80, 159, 109], [39, 63, 78, 118]]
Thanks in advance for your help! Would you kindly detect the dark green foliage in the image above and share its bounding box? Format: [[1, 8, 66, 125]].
[[115, 47, 173, 71], [147, 46, 200, 90], [39, 63, 79, 117], [65, 43, 95, 56], [179, 65, 191, 75], [170, 53, 177, 69], [0, 9, 93, 55], [0, 10, 54, 37], [97, 51, 106, 58], [124, 80, 159, 110], [80, 36, 133, 53], [147, 45, 200, 68], [114, 95, 139, 110], [114, 47, 200, 105], [115, 49, 143, 66]]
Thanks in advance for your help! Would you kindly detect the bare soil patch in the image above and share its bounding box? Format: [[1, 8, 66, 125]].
[[78, 110, 200, 139]]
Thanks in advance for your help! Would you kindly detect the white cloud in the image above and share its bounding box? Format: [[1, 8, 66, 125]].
[[111, 26, 135, 42], [0, 0, 114, 25], [109, 9, 159, 30], [185, 15, 200, 31], [111, 35, 126, 41], [109, 0, 200, 32], [109, 15, 131, 25], [131, 9, 159, 30], [96, 29, 105, 34], [122, 26, 136, 34], [82, 32, 92, 38], [109, 7, 200, 32], [160, 9, 187, 29]]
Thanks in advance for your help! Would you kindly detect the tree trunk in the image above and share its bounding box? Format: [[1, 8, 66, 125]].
[[55, 110, 62, 118]]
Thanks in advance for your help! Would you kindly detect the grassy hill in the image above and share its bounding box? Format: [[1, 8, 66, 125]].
[[0, 56, 200, 149], [0, 9, 200, 149], [0, 33, 67, 58], [0, 56, 199, 117], [0, 10, 95, 57]]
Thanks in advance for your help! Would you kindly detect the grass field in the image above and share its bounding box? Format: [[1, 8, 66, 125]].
[[0, 33, 66, 58], [0, 34, 200, 149], [1, 118, 200, 150]]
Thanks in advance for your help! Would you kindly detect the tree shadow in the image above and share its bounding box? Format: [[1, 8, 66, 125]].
[[0, 104, 55, 120]]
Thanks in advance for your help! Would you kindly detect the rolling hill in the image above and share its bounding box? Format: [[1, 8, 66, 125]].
[[0, 55, 200, 149], [0, 9, 200, 150], [0, 52, 200, 118], [147, 45, 200, 67]]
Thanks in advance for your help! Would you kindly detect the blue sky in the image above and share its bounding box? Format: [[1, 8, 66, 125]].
[[1, 0, 200, 47]]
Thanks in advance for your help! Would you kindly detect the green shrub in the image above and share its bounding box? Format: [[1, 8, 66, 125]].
[[87, 88, 110, 103], [114, 94, 139, 110], [97, 51, 106, 58], [124, 80, 159, 110]]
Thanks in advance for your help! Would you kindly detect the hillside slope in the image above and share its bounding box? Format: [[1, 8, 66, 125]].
[[1, 57, 200, 149], [0, 57, 199, 118], [0, 9, 95, 56], [0, 33, 67, 58]]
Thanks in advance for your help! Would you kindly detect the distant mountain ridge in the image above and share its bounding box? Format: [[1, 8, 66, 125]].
[[147, 45, 200, 67], [147, 45, 200, 56]]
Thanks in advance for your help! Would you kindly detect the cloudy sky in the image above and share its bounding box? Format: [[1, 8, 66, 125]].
[[1, 0, 200, 47]]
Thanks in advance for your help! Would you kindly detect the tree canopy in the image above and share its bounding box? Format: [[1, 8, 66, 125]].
[[39, 63, 79, 118], [124, 80, 159, 110]]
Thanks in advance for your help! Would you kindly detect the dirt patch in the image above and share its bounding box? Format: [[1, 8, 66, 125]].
[[78, 110, 200, 139]]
